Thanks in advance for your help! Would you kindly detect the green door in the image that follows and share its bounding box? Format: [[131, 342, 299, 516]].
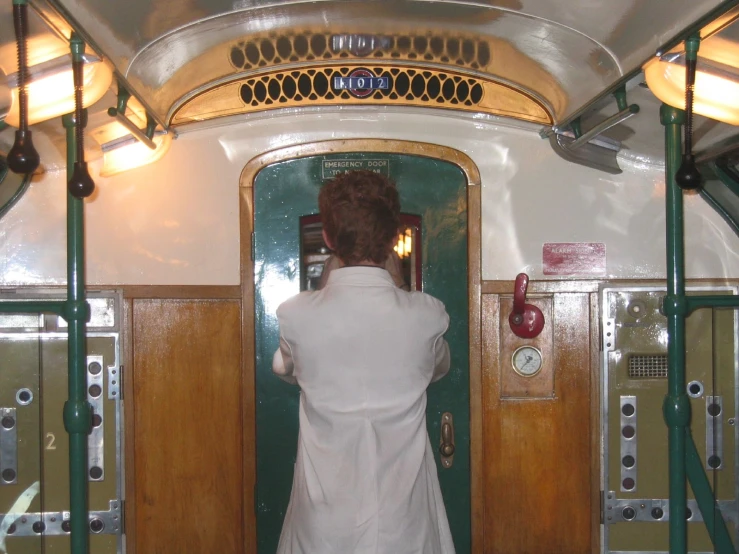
[[254, 152, 470, 553]]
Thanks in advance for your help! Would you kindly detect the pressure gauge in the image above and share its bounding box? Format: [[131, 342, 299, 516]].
[[512, 345, 543, 377]]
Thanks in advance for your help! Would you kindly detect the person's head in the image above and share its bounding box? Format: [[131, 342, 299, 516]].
[[319, 170, 400, 266]]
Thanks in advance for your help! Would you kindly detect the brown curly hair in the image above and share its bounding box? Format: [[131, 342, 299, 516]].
[[319, 170, 401, 265]]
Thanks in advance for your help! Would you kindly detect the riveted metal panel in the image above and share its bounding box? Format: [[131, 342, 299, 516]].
[[0, 290, 124, 553], [601, 285, 738, 553]]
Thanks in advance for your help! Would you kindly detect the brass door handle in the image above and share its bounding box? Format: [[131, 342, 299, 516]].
[[439, 412, 455, 468]]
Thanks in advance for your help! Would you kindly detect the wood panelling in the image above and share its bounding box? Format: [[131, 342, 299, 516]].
[[468, 180, 483, 554], [482, 293, 592, 554], [122, 298, 137, 554], [122, 285, 241, 299], [499, 296, 554, 399], [132, 299, 242, 554], [240, 185, 257, 554]]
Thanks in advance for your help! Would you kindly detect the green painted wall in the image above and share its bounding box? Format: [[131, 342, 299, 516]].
[[254, 152, 471, 553]]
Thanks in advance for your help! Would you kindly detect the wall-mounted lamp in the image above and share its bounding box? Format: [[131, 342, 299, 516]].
[[100, 131, 172, 177], [645, 38, 739, 126], [4, 53, 112, 127], [393, 228, 413, 258]]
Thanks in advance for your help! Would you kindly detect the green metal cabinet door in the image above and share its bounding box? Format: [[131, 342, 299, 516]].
[[0, 294, 123, 554], [254, 153, 470, 553]]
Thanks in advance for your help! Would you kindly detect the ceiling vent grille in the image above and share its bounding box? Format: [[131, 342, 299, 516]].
[[172, 64, 550, 125], [239, 67, 483, 106], [628, 355, 668, 379], [229, 32, 490, 72]]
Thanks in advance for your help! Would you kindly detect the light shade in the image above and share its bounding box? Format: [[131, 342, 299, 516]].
[[644, 38, 739, 126], [4, 57, 113, 127], [100, 132, 172, 177]]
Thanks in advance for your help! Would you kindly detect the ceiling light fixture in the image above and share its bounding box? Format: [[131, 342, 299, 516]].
[[4, 53, 112, 128], [645, 38, 739, 126], [100, 131, 172, 177]]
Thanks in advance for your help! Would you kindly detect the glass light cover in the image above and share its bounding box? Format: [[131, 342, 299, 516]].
[[101, 132, 172, 177], [4, 60, 113, 127], [644, 38, 739, 126]]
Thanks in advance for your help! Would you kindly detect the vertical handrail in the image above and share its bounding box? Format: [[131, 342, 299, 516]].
[[661, 103, 690, 554], [685, 430, 736, 553], [662, 103, 739, 554], [62, 34, 91, 554]]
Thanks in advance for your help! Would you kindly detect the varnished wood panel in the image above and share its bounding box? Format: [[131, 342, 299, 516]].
[[133, 299, 242, 554], [240, 186, 257, 554], [122, 299, 137, 554], [482, 293, 591, 554], [589, 292, 601, 554], [499, 296, 553, 398], [467, 178, 483, 554], [122, 285, 241, 299], [241, 140, 482, 553]]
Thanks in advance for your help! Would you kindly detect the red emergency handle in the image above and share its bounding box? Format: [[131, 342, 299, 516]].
[[508, 273, 545, 339]]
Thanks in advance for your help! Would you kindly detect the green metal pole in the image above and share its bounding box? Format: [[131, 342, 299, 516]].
[[661, 103, 689, 554], [686, 295, 739, 312], [0, 301, 66, 314], [685, 430, 736, 553], [62, 33, 91, 554]]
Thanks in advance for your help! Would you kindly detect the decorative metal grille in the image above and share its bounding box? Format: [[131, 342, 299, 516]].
[[239, 66, 483, 106], [628, 355, 669, 379], [229, 32, 490, 72], [172, 64, 550, 125]]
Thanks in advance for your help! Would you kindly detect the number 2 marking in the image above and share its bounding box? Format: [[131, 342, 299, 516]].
[[45, 432, 57, 450]]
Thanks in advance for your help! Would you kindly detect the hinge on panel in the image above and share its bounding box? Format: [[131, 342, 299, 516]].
[[600, 490, 604, 524], [120, 499, 126, 534], [251, 232, 256, 261]]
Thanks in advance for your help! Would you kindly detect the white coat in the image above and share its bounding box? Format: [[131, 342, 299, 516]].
[[272, 266, 456, 554]]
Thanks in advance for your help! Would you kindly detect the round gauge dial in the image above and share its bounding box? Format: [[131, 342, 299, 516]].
[[511, 345, 543, 377]]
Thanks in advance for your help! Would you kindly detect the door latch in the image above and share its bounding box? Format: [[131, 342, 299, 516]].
[[439, 412, 455, 468]]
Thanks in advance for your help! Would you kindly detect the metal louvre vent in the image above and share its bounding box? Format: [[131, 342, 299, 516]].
[[173, 61, 551, 125], [239, 66, 483, 107], [628, 355, 668, 379], [229, 32, 490, 72]]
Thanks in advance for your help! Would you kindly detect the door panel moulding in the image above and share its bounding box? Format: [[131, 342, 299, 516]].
[[238, 138, 481, 553]]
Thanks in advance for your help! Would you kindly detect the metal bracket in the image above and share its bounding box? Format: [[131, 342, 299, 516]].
[[107, 82, 157, 150], [0, 499, 122, 536], [604, 492, 738, 526], [0, 408, 17, 485], [706, 396, 724, 470], [87, 355, 105, 482], [619, 396, 637, 492], [439, 412, 455, 469]]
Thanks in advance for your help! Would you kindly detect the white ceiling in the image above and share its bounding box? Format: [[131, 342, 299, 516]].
[[0, 0, 738, 170]]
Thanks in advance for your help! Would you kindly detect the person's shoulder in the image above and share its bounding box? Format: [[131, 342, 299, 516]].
[[406, 291, 448, 316], [276, 291, 318, 319]]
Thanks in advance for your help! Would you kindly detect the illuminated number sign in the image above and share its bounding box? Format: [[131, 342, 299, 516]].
[[333, 68, 389, 98]]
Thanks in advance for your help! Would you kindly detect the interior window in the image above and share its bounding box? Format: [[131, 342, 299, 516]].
[[299, 214, 422, 291]]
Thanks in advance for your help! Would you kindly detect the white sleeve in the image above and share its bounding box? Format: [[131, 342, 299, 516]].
[[272, 336, 297, 385], [431, 336, 451, 383]]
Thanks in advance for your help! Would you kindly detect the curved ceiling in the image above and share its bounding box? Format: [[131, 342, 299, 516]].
[[37, 0, 727, 126], [1, 0, 739, 171]]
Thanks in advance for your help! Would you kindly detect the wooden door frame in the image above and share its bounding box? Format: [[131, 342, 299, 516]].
[[239, 139, 482, 554]]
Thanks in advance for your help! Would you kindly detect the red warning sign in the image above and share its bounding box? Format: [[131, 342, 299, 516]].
[[542, 242, 606, 276]]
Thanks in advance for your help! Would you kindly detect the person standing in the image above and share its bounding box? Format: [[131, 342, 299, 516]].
[[272, 169, 455, 554]]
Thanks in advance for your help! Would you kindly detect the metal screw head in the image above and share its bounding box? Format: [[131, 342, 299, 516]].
[[89, 518, 104, 533]]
